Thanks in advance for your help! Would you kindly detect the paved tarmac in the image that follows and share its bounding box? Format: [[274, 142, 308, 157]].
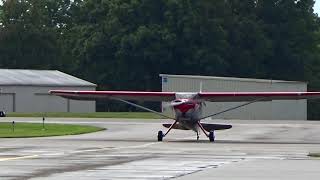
[[0, 117, 320, 180]]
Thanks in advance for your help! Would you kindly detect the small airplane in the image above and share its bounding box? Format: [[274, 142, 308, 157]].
[[49, 90, 320, 142]]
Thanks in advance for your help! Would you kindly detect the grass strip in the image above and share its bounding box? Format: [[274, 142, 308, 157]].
[[0, 122, 105, 138]]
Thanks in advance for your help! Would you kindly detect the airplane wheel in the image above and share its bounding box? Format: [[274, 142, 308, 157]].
[[157, 130, 164, 141], [209, 131, 215, 142]]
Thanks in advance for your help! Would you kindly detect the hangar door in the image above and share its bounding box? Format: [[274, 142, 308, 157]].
[[34, 93, 95, 112], [34, 93, 68, 112], [0, 93, 15, 112]]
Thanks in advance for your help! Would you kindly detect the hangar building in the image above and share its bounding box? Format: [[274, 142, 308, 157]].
[[0, 69, 96, 113], [160, 74, 307, 120]]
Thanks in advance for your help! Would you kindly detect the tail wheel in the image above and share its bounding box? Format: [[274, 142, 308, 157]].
[[157, 130, 164, 141], [209, 131, 215, 142]]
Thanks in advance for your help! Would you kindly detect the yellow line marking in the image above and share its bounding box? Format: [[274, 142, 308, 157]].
[[0, 155, 38, 162]]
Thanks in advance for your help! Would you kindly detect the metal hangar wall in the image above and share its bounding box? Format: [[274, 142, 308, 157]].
[[160, 74, 307, 120], [0, 69, 96, 113]]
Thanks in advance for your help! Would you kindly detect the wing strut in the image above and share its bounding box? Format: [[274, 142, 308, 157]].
[[112, 98, 176, 120], [199, 97, 268, 120]]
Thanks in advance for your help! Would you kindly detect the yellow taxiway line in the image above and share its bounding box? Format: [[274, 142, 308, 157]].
[[0, 155, 38, 162]]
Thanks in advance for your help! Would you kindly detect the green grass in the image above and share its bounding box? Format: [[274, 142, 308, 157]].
[[308, 153, 320, 158], [6, 112, 163, 119], [0, 122, 105, 138]]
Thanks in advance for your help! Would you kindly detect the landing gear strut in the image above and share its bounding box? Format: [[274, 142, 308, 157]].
[[197, 121, 215, 142], [157, 120, 178, 141]]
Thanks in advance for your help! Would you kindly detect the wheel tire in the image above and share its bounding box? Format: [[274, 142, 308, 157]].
[[209, 131, 215, 142], [157, 130, 164, 141]]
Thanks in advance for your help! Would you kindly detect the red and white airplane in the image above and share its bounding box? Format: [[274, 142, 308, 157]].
[[50, 90, 320, 142]]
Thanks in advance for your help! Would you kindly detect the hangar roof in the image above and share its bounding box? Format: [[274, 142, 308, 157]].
[[159, 74, 307, 84], [0, 69, 96, 87]]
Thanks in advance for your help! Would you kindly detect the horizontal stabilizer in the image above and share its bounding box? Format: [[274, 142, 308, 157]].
[[163, 123, 232, 131], [201, 123, 232, 131]]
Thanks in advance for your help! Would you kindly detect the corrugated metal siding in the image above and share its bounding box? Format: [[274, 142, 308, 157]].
[[161, 75, 307, 120], [0, 93, 14, 112]]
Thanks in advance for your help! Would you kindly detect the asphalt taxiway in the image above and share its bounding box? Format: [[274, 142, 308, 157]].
[[0, 118, 320, 180]]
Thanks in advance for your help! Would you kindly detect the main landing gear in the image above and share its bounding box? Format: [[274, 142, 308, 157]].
[[157, 120, 178, 141], [158, 120, 216, 142], [197, 121, 215, 142], [158, 130, 164, 141], [209, 131, 215, 142], [195, 130, 215, 141]]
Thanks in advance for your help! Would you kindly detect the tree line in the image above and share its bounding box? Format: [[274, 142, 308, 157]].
[[1, 0, 320, 118]]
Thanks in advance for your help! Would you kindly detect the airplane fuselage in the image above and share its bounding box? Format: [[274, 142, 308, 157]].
[[172, 98, 203, 132]]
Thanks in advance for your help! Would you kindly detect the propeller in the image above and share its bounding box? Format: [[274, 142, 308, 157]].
[[162, 99, 188, 108]]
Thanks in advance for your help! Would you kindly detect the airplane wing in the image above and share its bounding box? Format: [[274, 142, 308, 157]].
[[50, 90, 320, 102], [197, 92, 320, 102], [49, 90, 176, 102], [50, 90, 320, 121]]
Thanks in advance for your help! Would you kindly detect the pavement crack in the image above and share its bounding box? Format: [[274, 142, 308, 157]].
[[12, 155, 155, 180]]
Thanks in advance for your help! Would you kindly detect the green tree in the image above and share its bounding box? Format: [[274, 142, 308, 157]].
[[1, 0, 320, 117], [0, 0, 73, 69]]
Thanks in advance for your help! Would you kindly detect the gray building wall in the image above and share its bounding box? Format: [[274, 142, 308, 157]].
[[0, 86, 95, 113], [160, 74, 307, 120]]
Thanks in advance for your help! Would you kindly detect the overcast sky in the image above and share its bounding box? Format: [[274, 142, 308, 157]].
[[315, 0, 320, 14]]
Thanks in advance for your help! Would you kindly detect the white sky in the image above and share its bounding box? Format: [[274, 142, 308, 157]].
[[315, 0, 320, 14]]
